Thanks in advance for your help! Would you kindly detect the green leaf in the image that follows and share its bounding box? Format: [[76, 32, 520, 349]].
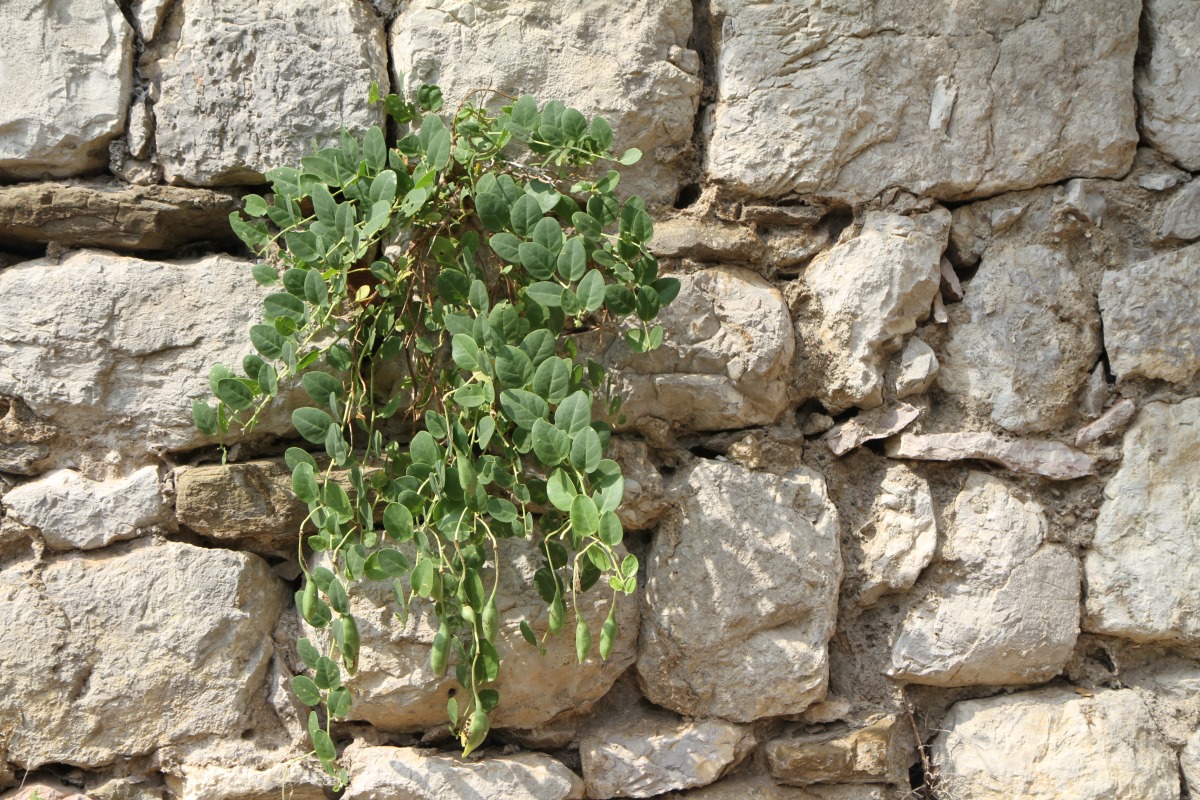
[[215, 378, 254, 411], [453, 383, 487, 409], [292, 462, 320, 504], [576, 269, 605, 312], [587, 193, 620, 226], [596, 475, 625, 513], [572, 211, 602, 240], [520, 619, 538, 646], [525, 281, 564, 308], [412, 558, 436, 598], [476, 192, 510, 233], [293, 407, 334, 444], [383, 503, 414, 541], [436, 267, 471, 303], [302, 371, 343, 406], [297, 637, 321, 669], [532, 216, 563, 252], [364, 126, 387, 170], [499, 389, 548, 431], [556, 237, 586, 282], [252, 263, 278, 285], [509, 195, 542, 237], [192, 400, 217, 435], [532, 357, 571, 403], [618, 147, 642, 165], [546, 468, 577, 512], [590, 116, 614, 150], [570, 426, 602, 473], [489, 232, 521, 262], [410, 430, 441, 465], [312, 729, 336, 763], [494, 345, 534, 389], [621, 553, 639, 578], [250, 324, 285, 359], [264, 292, 306, 324], [327, 686, 352, 718], [532, 418, 570, 466], [604, 284, 637, 315], [365, 549, 410, 579], [452, 334, 482, 372], [487, 497, 518, 523], [313, 656, 341, 690], [520, 329, 557, 365], [511, 94, 539, 127], [518, 242, 556, 281], [570, 493, 599, 537], [286, 447, 318, 470], [554, 390, 592, 436], [653, 276, 682, 306], [369, 169, 398, 205], [292, 675, 321, 706], [598, 510, 623, 546]]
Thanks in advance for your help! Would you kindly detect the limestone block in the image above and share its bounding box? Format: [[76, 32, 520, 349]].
[[803, 210, 949, 411], [886, 431, 1095, 481], [1101, 243, 1200, 384], [825, 404, 920, 457], [606, 437, 668, 531], [766, 716, 907, 786], [0, 396, 55, 476], [855, 464, 936, 607], [1085, 399, 1200, 643], [342, 743, 584, 800], [303, 537, 638, 732], [1074, 398, 1136, 447], [596, 267, 794, 431], [706, 1, 1138, 201], [579, 690, 754, 798], [149, 0, 388, 186], [637, 460, 841, 722], [391, 0, 701, 206], [891, 472, 1079, 687], [2, 466, 168, 551], [1138, 0, 1200, 171], [162, 762, 331, 800], [0, 781, 91, 800], [0, 251, 296, 470], [893, 338, 939, 399], [0, 540, 283, 769], [1160, 179, 1200, 240], [0, 1, 132, 179], [175, 460, 306, 556], [649, 218, 765, 263], [0, 182, 241, 251], [1183, 729, 1200, 797], [941, 244, 1101, 433], [932, 688, 1179, 800], [660, 775, 897, 799]]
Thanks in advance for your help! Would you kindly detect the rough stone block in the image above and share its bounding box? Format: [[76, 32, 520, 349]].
[[1138, 0, 1200, 171]]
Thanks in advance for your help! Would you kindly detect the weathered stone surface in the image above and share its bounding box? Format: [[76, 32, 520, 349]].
[[342, 743, 584, 800], [941, 244, 1101, 433], [638, 460, 841, 722], [0, 540, 283, 769], [579, 686, 754, 798], [0, 781, 90, 800], [304, 537, 638, 732], [1159, 179, 1200, 240], [1183, 729, 1200, 797], [606, 437, 668, 531], [0, 251, 296, 471], [131, 0, 172, 41], [886, 431, 1095, 481], [706, 2, 1138, 201], [149, 0, 388, 186], [163, 761, 331, 800], [825, 404, 920, 457], [854, 464, 936, 607], [649, 217, 765, 263], [0, 396, 55, 476], [1085, 399, 1200, 643], [1100, 243, 1200, 384], [1074, 398, 1136, 447], [893, 338, 939, 399], [662, 775, 896, 799], [391, 0, 701, 206], [802, 210, 949, 411], [891, 473, 1079, 687], [0, 182, 242, 251], [932, 688, 1179, 800], [175, 460, 305, 556], [3, 466, 168, 551], [1138, 0, 1200, 171], [0, 2, 132, 179], [595, 267, 794, 430], [766, 716, 906, 786]]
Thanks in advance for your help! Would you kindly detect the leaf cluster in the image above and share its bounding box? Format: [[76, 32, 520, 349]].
[[195, 81, 675, 782]]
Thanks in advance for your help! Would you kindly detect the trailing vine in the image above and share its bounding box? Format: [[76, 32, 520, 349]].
[[193, 82, 676, 784]]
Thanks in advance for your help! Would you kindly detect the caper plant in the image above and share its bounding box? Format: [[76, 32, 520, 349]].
[[193, 82, 676, 783]]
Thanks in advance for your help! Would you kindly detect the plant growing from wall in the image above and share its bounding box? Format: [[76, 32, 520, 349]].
[[194, 82, 676, 785]]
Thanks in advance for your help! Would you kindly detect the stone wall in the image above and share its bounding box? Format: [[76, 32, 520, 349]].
[[1, 1, 1198, 798]]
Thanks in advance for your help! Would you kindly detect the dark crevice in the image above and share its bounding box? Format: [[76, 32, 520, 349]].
[[674, 182, 702, 210], [821, 207, 854, 243], [680, 0, 718, 201]]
